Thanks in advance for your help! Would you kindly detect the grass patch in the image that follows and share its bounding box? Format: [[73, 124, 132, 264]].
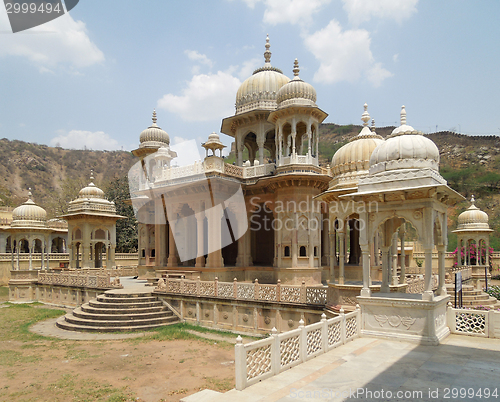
[[0, 286, 9, 301], [46, 374, 135, 402], [126, 322, 259, 345], [0, 303, 65, 342], [0, 349, 40, 366]]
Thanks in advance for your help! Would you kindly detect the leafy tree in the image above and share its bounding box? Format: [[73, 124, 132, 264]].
[[105, 175, 138, 253]]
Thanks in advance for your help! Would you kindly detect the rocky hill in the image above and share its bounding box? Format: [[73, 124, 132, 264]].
[[0, 139, 136, 217]]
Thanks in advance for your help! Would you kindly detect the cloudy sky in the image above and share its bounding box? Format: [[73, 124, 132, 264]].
[[0, 0, 499, 151]]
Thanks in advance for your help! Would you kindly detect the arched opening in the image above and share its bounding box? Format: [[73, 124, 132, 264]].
[[299, 246, 307, 257], [34, 239, 42, 254], [19, 239, 29, 253], [221, 208, 238, 266], [75, 242, 81, 268], [94, 242, 105, 268], [250, 206, 274, 266], [284, 246, 290, 257], [95, 229, 106, 240], [6, 236, 11, 253], [51, 237, 65, 253], [74, 228, 82, 240]]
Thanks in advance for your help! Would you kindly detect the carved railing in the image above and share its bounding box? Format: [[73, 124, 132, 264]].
[[235, 308, 361, 390], [37, 269, 123, 289], [447, 303, 500, 338], [405, 275, 439, 294], [156, 277, 327, 306]]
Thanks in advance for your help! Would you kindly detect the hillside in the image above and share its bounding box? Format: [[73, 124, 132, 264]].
[[0, 139, 136, 217]]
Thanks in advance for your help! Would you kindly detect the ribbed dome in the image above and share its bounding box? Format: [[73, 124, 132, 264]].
[[276, 59, 316, 108], [235, 36, 290, 114], [78, 172, 105, 199], [330, 104, 383, 187], [11, 192, 47, 228], [139, 110, 170, 147], [457, 196, 490, 230], [369, 106, 439, 174]]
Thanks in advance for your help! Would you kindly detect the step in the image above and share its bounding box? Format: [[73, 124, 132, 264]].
[[97, 295, 158, 304], [103, 291, 153, 298], [89, 300, 163, 309], [72, 307, 173, 321], [80, 303, 166, 315], [63, 313, 177, 328], [56, 316, 178, 333]]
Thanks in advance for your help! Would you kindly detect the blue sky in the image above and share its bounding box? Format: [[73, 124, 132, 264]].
[[0, 0, 499, 152]]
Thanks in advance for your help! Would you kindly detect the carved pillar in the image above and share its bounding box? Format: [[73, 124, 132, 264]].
[[195, 212, 205, 268], [207, 207, 223, 268], [399, 225, 406, 284], [292, 213, 298, 268], [437, 245, 447, 296], [391, 232, 399, 286], [338, 232, 345, 285], [329, 233, 335, 283], [28, 239, 33, 270], [380, 246, 390, 293], [257, 138, 265, 166], [167, 222, 178, 267], [423, 247, 434, 301], [360, 245, 371, 297]]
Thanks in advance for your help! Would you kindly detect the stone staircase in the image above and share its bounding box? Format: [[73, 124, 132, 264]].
[[446, 284, 500, 308], [56, 290, 178, 332]]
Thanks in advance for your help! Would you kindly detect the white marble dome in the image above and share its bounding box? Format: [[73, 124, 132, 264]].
[[139, 110, 170, 148], [276, 59, 316, 108], [235, 36, 290, 114], [11, 192, 47, 228], [369, 106, 439, 174], [330, 104, 384, 188], [457, 196, 490, 230]]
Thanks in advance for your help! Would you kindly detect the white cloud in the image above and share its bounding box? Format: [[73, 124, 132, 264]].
[[241, 0, 330, 25], [0, 11, 104, 71], [51, 130, 119, 150], [342, 0, 418, 26], [392, 53, 399, 63], [184, 50, 213, 68], [304, 20, 391, 87], [157, 71, 241, 121]]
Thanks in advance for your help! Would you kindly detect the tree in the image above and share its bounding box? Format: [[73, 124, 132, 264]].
[[105, 175, 138, 253]]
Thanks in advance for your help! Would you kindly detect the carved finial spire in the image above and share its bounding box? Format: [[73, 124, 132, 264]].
[[90, 169, 94, 182], [28, 187, 32, 198], [293, 58, 300, 77], [400, 105, 407, 126], [264, 34, 271, 64], [471, 194, 475, 204], [371, 118, 376, 132], [361, 103, 370, 127], [152, 109, 157, 125]]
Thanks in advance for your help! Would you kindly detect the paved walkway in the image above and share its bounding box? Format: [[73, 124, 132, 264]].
[[183, 334, 500, 402]]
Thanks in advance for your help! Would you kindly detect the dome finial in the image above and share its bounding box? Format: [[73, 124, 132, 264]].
[[264, 34, 271, 64], [28, 188, 32, 199], [400, 105, 407, 126], [293, 58, 300, 77], [90, 169, 94, 182], [471, 194, 475, 204], [361, 103, 370, 127], [152, 109, 157, 125], [371, 118, 376, 132]]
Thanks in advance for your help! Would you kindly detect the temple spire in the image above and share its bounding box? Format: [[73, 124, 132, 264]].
[[400, 105, 407, 125], [361, 103, 370, 127], [152, 109, 157, 125], [293, 58, 300, 77], [264, 34, 271, 64]]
